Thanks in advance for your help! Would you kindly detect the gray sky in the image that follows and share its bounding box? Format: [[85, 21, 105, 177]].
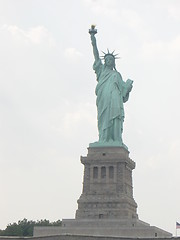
[[0, 0, 180, 236]]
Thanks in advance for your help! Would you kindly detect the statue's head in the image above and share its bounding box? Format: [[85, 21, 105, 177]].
[[104, 55, 115, 69], [102, 49, 119, 70]]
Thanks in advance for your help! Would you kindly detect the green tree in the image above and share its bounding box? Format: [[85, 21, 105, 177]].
[[0, 218, 62, 236]]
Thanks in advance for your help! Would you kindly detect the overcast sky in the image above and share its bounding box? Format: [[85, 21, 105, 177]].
[[0, 0, 180, 236]]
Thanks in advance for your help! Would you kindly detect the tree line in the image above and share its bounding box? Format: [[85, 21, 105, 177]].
[[0, 218, 62, 236]]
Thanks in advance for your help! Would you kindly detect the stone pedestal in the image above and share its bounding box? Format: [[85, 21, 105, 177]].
[[76, 147, 138, 220], [33, 147, 172, 238]]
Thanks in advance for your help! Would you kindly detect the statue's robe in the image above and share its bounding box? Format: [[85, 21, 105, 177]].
[[93, 59, 131, 143]]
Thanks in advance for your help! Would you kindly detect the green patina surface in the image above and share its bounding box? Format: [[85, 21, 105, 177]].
[[89, 26, 133, 149]]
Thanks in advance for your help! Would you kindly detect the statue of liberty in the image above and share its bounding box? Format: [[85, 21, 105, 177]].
[[89, 26, 133, 148]]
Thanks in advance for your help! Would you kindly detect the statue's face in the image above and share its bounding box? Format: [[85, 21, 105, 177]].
[[105, 55, 115, 68]]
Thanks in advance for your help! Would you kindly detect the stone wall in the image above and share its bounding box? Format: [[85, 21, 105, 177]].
[[76, 147, 138, 220], [0, 235, 179, 240]]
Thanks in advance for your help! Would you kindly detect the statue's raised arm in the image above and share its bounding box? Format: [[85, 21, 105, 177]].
[[89, 25, 100, 61]]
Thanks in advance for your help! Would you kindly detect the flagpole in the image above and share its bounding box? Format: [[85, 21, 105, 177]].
[[176, 221, 178, 237]]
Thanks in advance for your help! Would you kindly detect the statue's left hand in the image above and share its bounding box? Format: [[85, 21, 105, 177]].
[[126, 79, 133, 92]]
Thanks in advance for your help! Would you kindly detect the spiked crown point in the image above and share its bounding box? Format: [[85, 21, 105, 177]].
[[100, 49, 120, 60]]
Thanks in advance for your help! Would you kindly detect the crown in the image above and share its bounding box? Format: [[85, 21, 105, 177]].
[[100, 49, 120, 60]]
